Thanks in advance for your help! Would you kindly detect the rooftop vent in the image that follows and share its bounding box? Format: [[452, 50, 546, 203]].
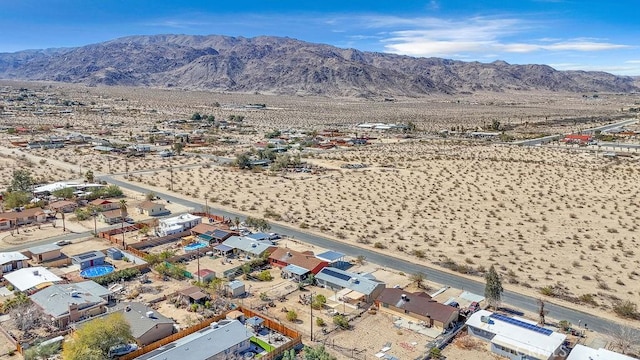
[[146, 311, 155, 318], [401, 294, 408, 301], [71, 291, 79, 297], [33, 270, 39, 276], [210, 322, 219, 329]]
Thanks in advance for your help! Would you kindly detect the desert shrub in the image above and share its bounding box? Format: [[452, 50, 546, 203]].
[[333, 314, 350, 330], [613, 300, 639, 319], [286, 310, 298, 322]]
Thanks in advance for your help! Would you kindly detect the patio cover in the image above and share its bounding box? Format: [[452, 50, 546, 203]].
[[345, 290, 365, 300], [214, 244, 233, 252], [283, 264, 309, 276], [246, 316, 264, 327]]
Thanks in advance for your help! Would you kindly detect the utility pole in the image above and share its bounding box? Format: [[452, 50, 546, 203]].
[[92, 210, 97, 237], [310, 291, 314, 342], [169, 161, 173, 191]]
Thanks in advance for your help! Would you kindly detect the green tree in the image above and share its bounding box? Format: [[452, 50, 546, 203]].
[[191, 112, 202, 121], [61, 312, 134, 360], [52, 187, 75, 200], [333, 314, 350, 329], [3, 191, 32, 209], [235, 153, 251, 169], [173, 142, 184, 155], [484, 265, 504, 309], [102, 185, 123, 197], [282, 349, 296, 360], [312, 294, 327, 310], [9, 169, 33, 192], [303, 345, 337, 360], [206, 114, 216, 122], [85, 170, 95, 183], [286, 310, 298, 322], [145, 192, 156, 201]]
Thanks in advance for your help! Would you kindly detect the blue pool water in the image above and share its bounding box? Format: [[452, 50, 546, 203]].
[[80, 265, 115, 278], [184, 241, 207, 252]]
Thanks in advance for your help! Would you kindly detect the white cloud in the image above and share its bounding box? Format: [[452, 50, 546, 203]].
[[361, 15, 632, 58]]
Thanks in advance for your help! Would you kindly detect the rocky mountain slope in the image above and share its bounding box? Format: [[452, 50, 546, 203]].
[[0, 34, 637, 96]]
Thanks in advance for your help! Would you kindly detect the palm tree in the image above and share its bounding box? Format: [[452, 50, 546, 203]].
[[119, 199, 128, 247]]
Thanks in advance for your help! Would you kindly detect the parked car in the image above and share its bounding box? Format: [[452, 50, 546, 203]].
[[108, 343, 138, 358], [54, 240, 72, 246], [469, 301, 481, 313]]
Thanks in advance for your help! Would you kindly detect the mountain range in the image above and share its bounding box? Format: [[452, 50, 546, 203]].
[[0, 34, 638, 97]]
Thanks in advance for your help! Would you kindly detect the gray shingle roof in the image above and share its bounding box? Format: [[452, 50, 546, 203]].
[[30, 281, 109, 318]]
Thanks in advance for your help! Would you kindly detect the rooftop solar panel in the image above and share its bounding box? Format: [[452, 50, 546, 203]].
[[490, 313, 553, 336], [77, 253, 98, 260], [321, 268, 352, 281]]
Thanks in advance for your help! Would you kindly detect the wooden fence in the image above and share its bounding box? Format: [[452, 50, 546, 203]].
[[191, 212, 228, 224], [118, 313, 228, 360], [118, 306, 302, 360], [127, 231, 190, 250]]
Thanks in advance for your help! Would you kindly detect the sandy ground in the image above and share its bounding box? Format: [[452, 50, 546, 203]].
[[124, 142, 640, 321]]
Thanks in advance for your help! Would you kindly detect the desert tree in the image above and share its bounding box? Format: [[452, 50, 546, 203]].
[[9, 169, 33, 192], [610, 324, 640, 354], [61, 313, 134, 360], [410, 272, 427, 290], [484, 265, 504, 309]]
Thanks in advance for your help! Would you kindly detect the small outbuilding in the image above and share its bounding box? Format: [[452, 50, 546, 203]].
[[226, 280, 246, 298], [136, 201, 170, 216], [71, 251, 106, 270]]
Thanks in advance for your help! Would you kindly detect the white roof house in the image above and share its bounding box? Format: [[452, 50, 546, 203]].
[[3, 267, 63, 292], [157, 214, 202, 237], [135, 319, 253, 360], [567, 345, 636, 360], [466, 310, 566, 360], [0, 252, 29, 265]]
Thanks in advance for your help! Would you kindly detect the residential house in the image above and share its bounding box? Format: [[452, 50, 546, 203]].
[[47, 200, 78, 213], [268, 248, 328, 281], [0, 208, 47, 230], [98, 209, 123, 224], [30, 281, 111, 328], [466, 310, 566, 360], [375, 288, 459, 330], [27, 243, 62, 263], [71, 250, 106, 270], [0, 251, 29, 275], [315, 267, 386, 303], [83, 302, 175, 346], [567, 345, 634, 360], [89, 199, 120, 212], [136, 201, 169, 216], [3, 267, 63, 292], [221, 236, 275, 259], [157, 214, 202, 237], [134, 320, 253, 360]]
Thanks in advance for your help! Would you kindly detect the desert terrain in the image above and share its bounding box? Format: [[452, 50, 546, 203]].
[[2, 80, 640, 326]]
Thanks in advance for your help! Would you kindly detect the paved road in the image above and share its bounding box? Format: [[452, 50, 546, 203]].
[[513, 118, 638, 146], [100, 175, 640, 335]]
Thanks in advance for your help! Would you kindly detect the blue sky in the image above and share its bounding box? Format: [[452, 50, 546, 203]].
[[1, 0, 638, 75]]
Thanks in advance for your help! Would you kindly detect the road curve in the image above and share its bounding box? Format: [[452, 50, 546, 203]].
[[100, 175, 639, 335]]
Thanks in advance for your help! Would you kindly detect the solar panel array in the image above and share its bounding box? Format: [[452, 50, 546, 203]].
[[490, 313, 553, 336], [321, 268, 352, 281], [213, 229, 228, 238], [77, 253, 98, 260]]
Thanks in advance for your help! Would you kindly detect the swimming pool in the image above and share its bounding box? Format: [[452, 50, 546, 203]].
[[184, 241, 207, 252], [80, 265, 115, 278]]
